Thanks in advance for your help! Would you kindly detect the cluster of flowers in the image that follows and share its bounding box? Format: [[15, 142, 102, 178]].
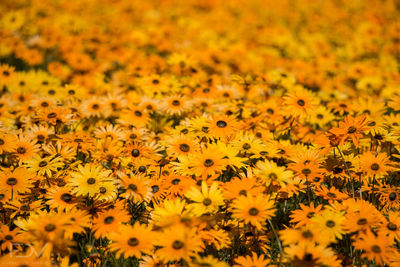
[[1, 0, 400, 266]]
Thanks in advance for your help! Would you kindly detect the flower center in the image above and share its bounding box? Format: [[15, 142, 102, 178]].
[[387, 222, 397, 231], [47, 112, 57, 118], [6, 177, 17, 186], [242, 143, 251, 150], [179, 144, 190, 152], [302, 230, 313, 238], [269, 173, 278, 180], [327, 192, 336, 198], [202, 126, 209, 133], [204, 159, 214, 167], [45, 224, 56, 232], [249, 207, 259, 216], [134, 110, 142, 117], [61, 193, 73, 202], [152, 185, 159, 193], [326, 220, 336, 228], [4, 235, 13, 240], [39, 161, 48, 167], [297, 99, 305, 106], [389, 192, 397, 201], [104, 216, 114, 224], [172, 100, 180, 106], [128, 237, 139, 246], [216, 120, 227, 128], [370, 163, 380, 171], [131, 149, 140, 157], [17, 147, 26, 154], [371, 245, 381, 253], [357, 218, 367, 225], [172, 240, 184, 250], [87, 178, 96, 185], [333, 167, 343, 174], [347, 126, 356, 134], [129, 184, 137, 191], [302, 168, 311, 175], [203, 198, 212, 206]]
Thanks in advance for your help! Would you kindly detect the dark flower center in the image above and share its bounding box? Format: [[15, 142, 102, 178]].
[[172, 100, 180, 106], [129, 184, 137, 191], [387, 222, 397, 231], [39, 161, 48, 167], [0, 139, 4, 145], [152, 185, 159, 193], [87, 178, 96, 185], [4, 234, 13, 240], [128, 237, 139, 246], [326, 220, 336, 228], [134, 110, 142, 117], [332, 167, 343, 174], [239, 189, 247, 196], [306, 212, 315, 218], [216, 120, 227, 128], [357, 218, 367, 225], [138, 166, 146, 172], [242, 143, 251, 150], [302, 168, 311, 175], [347, 126, 357, 134], [99, 187, 106, 194], [47, 112, 57, 118], [45, 224, 56, 232], [104, 216, 114, 224], [297, 99, 305, 106], [249, 207, 259, 216], [131, 149, 140, 157], [179, 144, 190, 152], [172, 240, 184, 249], [204, 159, 214, 167], [269, 173, 278, 180], [327, 192, 336, 198], [371, 245, 381, 253], [17, 147, 26, 154], [389, 192, 397, 201], [370, 163, 380, 171], [61, 193, 73, 202], [203, 198, 212, 206], [171, 178, 180, 185], [302, 230, 313, 238], [6, 177, 17, 186]]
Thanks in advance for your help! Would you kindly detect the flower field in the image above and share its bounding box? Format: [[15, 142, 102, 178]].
[[1, 0, 400, 266]]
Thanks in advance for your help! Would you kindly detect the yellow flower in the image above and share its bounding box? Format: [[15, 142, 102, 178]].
[[185, 182, 224, 216]]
